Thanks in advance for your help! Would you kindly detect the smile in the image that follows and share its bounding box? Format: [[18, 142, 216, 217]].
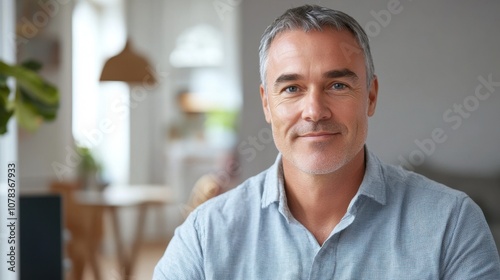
[[299, 132, 340, 139]]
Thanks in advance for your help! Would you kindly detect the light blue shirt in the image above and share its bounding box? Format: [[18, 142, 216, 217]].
[[154, 150, 500, 279]]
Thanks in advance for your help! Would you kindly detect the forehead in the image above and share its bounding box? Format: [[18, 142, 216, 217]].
[[266, 28, 366, 83]]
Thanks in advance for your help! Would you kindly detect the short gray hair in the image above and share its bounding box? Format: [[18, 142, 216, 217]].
[[259, 5, 375, 88]]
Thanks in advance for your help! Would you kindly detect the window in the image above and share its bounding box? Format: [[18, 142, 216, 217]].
[[72, 0, 129, 184]]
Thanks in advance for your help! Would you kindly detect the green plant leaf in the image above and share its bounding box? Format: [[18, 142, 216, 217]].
[[19, 87, 59, 120], [0, 74, 8, 87], [76, 146, 101, 172], [0, 95, 13, 134], [15, 94, 41, 131], [0, 107, 13, 135], [0, 61, 59, 105], [21, 59, 43, 72], [0, 81, 14, 134], [0, 60, 60, 135], [205, 110, 238, 130], [0, 83, 10, 105]]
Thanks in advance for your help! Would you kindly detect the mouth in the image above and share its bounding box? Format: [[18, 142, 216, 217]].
[[299, 131, 340, 139]]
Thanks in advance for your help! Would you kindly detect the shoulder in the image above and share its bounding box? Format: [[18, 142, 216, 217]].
[[371, 158, 482, 223], [366, 158, 500, 278], [381, 160, 468, 203], [368, 155, 494, 237]]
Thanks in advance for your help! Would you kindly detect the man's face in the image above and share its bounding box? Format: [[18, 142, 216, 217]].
[[260, 28, 378, 175]]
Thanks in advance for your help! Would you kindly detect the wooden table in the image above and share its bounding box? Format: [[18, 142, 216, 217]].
[[74, 185, 174, 280]]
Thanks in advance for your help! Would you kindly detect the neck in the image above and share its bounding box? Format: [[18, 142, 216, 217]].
[[283, 148, 366, 245]]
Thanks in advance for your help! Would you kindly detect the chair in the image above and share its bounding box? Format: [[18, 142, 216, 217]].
[[183, 173, 222, 217], [50, 181, 104, 280]]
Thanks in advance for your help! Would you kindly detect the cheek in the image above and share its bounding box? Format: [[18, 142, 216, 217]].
[[276, 105, 297, 121], [353, 107, 370, 136], [335, 101, 368, 129], [270, 100, 300, 128]]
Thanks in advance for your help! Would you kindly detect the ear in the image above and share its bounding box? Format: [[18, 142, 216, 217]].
[[260, 84, 272, 123], [367, 75, 378, 117]]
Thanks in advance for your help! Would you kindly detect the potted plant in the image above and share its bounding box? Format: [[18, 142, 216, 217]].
[[204, 109, 239, 148], [75, 145, 104, 191], [0, 59, 59, 135]]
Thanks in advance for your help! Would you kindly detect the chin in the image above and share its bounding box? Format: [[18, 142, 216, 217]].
[[289, 152, 350, 175]]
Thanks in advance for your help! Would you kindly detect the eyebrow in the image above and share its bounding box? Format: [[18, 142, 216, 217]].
[[273, 73, 303, 87], [272, 68, 359, 89], [323, 69, 359, 81]]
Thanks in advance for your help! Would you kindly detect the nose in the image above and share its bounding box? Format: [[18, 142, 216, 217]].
[[301, 89, 332, 122]]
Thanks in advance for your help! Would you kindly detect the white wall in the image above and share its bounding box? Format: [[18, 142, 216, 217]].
[[17, 0, 74, 191], [238, 0, 500, 180]]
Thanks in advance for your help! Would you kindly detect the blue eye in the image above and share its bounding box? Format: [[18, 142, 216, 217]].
[[332, 83, 347, 90], [284, 86, 299, 93]]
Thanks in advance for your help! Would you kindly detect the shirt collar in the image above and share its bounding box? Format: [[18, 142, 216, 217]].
[[357, 149, 387, 205], [261, 148, 387, 208], [261, 154, 283, 208]]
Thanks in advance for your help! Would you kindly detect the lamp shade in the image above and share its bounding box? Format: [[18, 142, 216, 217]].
[[99, 39, 156, 85]]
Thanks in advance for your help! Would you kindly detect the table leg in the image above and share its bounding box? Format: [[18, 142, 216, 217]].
[[124, 204, 148, 279], [109, 204, 150, 280], [109, 207, 128, 279], [86, 206, 102, 280]]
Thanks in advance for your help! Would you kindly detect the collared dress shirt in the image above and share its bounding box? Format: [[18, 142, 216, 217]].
[[154, 150, 500, 279]]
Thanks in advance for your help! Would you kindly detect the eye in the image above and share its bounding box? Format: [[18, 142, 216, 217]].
[[284, 86, 299, 93], [331, 83, 347, 90]]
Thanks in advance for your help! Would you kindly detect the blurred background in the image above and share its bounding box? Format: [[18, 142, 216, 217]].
[[0, 0, 499, 279]]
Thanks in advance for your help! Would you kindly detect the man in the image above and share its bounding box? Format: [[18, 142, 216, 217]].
[[154, 5, 500, 279]]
